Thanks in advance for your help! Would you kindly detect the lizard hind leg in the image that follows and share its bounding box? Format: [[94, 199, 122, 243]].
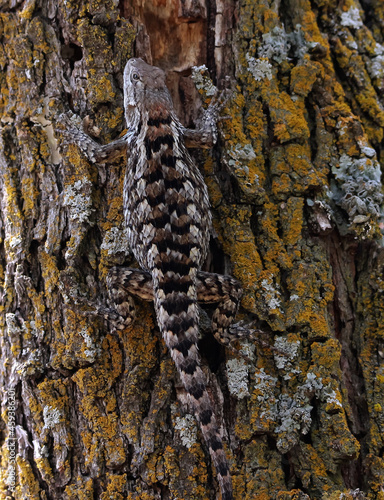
[[197, 271, 250, 346], [106, 267, 154, 330]]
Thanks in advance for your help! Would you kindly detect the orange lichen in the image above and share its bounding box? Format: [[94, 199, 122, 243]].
[[290, 57, 323, 97], [279, 197, 304, 247], [100, 473, 127, 499]]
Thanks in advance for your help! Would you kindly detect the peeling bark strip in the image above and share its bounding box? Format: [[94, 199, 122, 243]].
[[1, 1, 384, 499]]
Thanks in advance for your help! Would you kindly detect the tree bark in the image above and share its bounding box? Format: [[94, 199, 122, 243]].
[[1, 0, 384, 499]]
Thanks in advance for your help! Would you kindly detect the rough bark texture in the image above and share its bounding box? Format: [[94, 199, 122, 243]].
[[1, 0, 384, 499]]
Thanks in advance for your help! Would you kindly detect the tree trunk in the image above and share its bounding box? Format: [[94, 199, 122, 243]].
[[1, 1, 384, 499]]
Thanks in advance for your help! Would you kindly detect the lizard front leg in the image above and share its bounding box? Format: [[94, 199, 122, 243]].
[[183, 90, 230, 149], [57, 113, 130, 163]]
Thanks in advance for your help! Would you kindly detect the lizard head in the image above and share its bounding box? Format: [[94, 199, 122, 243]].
[[123, 58, 173, 127]]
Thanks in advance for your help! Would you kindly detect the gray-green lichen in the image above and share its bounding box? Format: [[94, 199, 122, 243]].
[[367, 43, 384, 80], [43, 405, 62, 430], [340, 7, 363, 29], [6, 313, 21, 337], [273, 336, 301, 379], [174, 414, 198, 449], [225, 143, 259, 188], [254, 371, 327, 453], [19, 349, 45, 377], [275, 373, 324, 453], [226, 358, 249, 399], [261, 276, 283, 313], [79, 327, 100, 362], [321, 386, 343, 409], [191, 65, 217, 96], [227, 143, 256, 169], [63, 177, 94, 224], [330, 153, 384, 225], [258, 26, 291, 64], [275, 394, 313, 452], [257, 25, 309, 64], [254, 368, 278, 421], [100, 227, 132, 257], [246, 54, 273, 81], [33, 440, 49, 461], [274, 371, 346, 454]]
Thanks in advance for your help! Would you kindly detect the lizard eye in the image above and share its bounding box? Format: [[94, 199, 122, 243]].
[[132, 73, 140, 81]]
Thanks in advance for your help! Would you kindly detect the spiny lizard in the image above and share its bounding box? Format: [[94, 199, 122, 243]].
[[60, 58, 252, 500]]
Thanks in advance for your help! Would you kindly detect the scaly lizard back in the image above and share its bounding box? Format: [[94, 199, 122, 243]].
[[123, 58, 233, 499]]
